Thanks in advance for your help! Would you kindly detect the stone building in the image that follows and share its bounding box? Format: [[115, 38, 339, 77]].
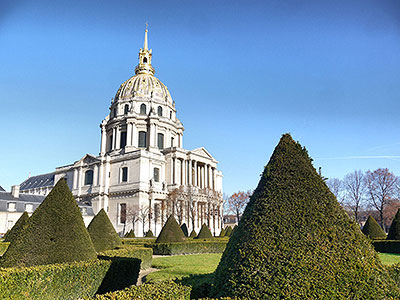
[[17, 29, 223, 236]]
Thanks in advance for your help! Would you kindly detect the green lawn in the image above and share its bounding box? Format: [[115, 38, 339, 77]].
[[147, 253, 222, 282], [379, 253, 400, 265]]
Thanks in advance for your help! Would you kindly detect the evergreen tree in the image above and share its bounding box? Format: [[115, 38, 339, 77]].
[[156, 215, 185, 243], [124, 229, 136, 238], [0, 179, 96, 267], [219, 228, 226, 237], [387, 210, 400, 240], [189, 229, 197, 238], [224, 226, 233, 237], [180, 223, 189, 237], [88, 208, 122, 252], [362, 216, 386, 240], [3, 211, 29, 243], [195, 224, 213, 239], [145, 230, 155, 238], [212, 134, 399, 299]]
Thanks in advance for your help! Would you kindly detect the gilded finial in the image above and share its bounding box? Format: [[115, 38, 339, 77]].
[[144, 23, 149, 50]]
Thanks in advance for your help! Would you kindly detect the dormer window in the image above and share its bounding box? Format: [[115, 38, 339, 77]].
[[157, 106, 162, 117], [140, 104, 146, 115]]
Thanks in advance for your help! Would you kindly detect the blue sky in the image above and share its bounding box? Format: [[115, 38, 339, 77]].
[[1, 0, 400, 195]]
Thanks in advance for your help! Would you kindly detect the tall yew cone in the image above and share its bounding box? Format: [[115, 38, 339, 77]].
[[212, 134, 399, 299], [3, 211, 29, 243], [387, 209, 400, 240], [155, 215, 185, 243], [362, 216, 387, 240], [87, 208, 122, 252], [0, 179, 96, 267]]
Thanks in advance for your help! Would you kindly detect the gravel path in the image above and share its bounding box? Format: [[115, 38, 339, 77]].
[[136, 267, 158, 286]]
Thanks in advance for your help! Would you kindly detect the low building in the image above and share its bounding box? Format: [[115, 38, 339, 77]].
[[223, 214, 238, 228]]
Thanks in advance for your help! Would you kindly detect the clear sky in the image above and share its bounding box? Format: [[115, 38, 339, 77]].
[[1, 0, 400, 195]]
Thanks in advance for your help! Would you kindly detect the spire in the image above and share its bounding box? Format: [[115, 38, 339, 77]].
[[135, 24, 154, 75], [143, 23, 148, 50]]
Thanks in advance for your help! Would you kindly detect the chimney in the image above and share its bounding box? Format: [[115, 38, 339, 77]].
[[11, 185, 20, 198]]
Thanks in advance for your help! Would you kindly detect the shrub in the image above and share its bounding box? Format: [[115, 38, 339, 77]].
[[122, 238, 156, 247], [212, 133, 400, 299], [189, 230, 197, 238], [0, 259, 110, 300], [0, 242, 9, 256], [145, 230, 155, 238], [219, 228, 226, 237], [155, 215, 185, 243], [196, 224, 213, 239], [99, 245, 153, 269], [373, 240, 400, 253], [362, 216, 387, 240], [3, 212, 29, 243], [88, 209, 122, 253], [86, 280, 191, 300], [224, 226, 232, 237], [152, 240, 227, 255], [181, 223, 189, 237], [388, 209, 400, 240], [0, 179, 97, 268], [124, 230, 135, 238]]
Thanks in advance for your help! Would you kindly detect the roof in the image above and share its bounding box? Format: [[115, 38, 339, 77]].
[[0, 186, 5, 192], [20, 173, 55, 191], [0, 191, 45, 203]]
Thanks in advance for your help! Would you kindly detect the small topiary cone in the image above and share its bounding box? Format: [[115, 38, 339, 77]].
[[189, 229, 197, 238], [195, 224, 213, 239], [387, 209, 400, 240], [224, 226, 233, 237], [180, 223, 189, 237], [362, 216, 386, 240], [145, 230, 155, 238], [4, 211, 29, 243], [156, 215, 185, 243], [219, 228, 226, 237]]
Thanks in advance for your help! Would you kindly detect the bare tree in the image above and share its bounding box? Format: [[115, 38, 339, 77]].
[[326, 178, 344, 204], [126, 204, 140, 234], [365, 168, 399, 228], [342, 170, 365, 224], [139, 206, 149, 236], [227, 190, 252, 222], [166, 186, 185, 224]]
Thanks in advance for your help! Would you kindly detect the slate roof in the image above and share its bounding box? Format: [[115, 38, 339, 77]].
[[0, 186, 5, 192], [20, 173, 55, 191]]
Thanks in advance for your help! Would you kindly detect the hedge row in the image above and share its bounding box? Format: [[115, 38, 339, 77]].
[[122, 238, 156, 247], [99, 245, 153, 269], [373, 240, 400, 254], [86, 280, 191, 300], [0, 242, 9, 256], [152, 240, 228, 255]]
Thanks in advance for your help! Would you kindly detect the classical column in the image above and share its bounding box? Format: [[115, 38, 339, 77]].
[[100, 124, 107, 155], [205, 164, 208, 189], [194, 161, 197, 187], [180, 159, 184, 186], [179, 133, 183, 148], [73, 168, 78, 189], [93, 164, 99, 186], [149, 122, 156, 148], [174, 158, 179, 185], [115, 125, 121, 150], [188, 159, 192, 185], [77, 166, 82, 197], [126, 122, 132, 146], [112, 127, 117, 150]]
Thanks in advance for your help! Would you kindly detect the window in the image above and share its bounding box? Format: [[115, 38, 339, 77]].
[[84, 170, 94, 185], [171, 137, 174, 147], [121, 167, 128, 182], [157, 133, 164, 149], [7, 220, 14, 229], [143, 57, 148, 63], [170, 111, 172, 119], [154, 168, 160, 182], [109, 134, 113, 151], [113, 108, 117, 118], [25, 203, 33, 213], [7, 202, 16, 212], [81, 207, 87, 216], [124, 104, 129, 115], [140, 104, 146, 115], [120, 131, 127, 149], [138, 131, 147, 148], [120, 203, 127, 224], [157, 106, 162, 117]]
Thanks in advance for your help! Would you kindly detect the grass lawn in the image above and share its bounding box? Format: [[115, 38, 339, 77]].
[[379, 252, 400, 265], [146, 253, 222, 282]]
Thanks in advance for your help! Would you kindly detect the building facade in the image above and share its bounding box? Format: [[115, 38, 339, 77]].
[[18, 29, 223, 237]]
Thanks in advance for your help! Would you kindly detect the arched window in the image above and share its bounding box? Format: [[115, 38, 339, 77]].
[[157, 106, 162, 117], [138, 131, 147, 148], [157, 133, 164, 149], [170, 111, 172, 119], [113, 108, 117, 118], [124, 104, 129, 115], [140, 104, 146, 115], [154, 168, 160, 182], [143, 57, 148, 63], [84, 170, 93, 185]]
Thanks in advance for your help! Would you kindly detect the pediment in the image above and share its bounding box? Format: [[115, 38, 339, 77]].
[[190, 147, 215, 160], [75, 154, 100, 166]]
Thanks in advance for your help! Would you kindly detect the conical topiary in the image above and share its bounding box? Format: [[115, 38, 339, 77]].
[[3, 211, 29, 243], [88, 208, 121, 252], [124, 229, 136, 238], [180, 223, 189, 237], [0, 179, 96, 267], [189, 229, 197, 238], [212, 134, 399, 299], [224, 226, 233, 237], [362, 216, 386, 240], [155, 215, 185, 243], [195, 224, 213, 239], [145, 230, 155, 238], [387, 210, 400, 240], [219, 228, 226, 237]]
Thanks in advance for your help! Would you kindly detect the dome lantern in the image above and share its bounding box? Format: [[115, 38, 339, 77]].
[[135, 26, 155, 76]]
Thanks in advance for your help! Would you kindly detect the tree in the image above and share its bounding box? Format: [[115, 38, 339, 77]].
[[227, 191, 251, 222], [139, 206, 149, 237], [326, 178, 343, 204], [387, 209, 400, 240], [212, 134, 399, 299], [4, 211, 29, 243], [126, 204, 140, 234], [166, 186, 185, 225], [155, 215, 185, 243], [365, 168, 399, 228], [180, 223, 189, 237], [195, 223, 213, 239], [0, 178, 97, 267], [362, 216, 386, 240], [342, 170, 365, 224]]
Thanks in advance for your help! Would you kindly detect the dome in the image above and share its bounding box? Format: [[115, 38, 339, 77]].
[[114, 73, 173, 104]]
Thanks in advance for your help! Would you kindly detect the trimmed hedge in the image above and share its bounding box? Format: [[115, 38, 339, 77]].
[[152, 240, 228, 255], [0, 179, 97, 268], [3, 212, 29, 243], [156, 215, 185, 243], [219, 228, 226, 237], [0, 242, 9, 256], [373, 240, 400, 254], [99, 245, 153, 269], [0, 259, 110, 300], [181, 223, 189, 237], [189, 230, 197, 238], [145, 230, 155, 238], [388, 209, 400, 240], [196, 224, 213, 239], [86, 280, 191, 300], [124, 230, 135, 238], [88, 209, 122, 253], [362, 216, 387, 240], [213, 133, 400, 299], [122, 238, 156, 247], [224, 226, 232, 237]]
